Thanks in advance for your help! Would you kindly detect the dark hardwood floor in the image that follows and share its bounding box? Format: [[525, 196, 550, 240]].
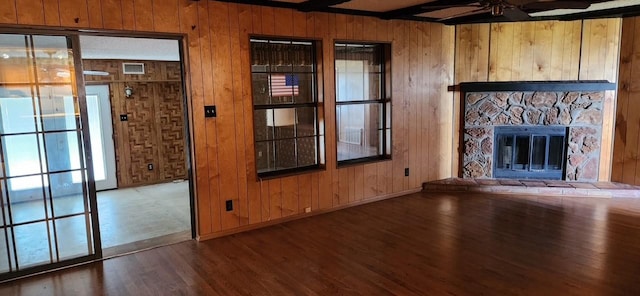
[[2, 191, 640, 295]]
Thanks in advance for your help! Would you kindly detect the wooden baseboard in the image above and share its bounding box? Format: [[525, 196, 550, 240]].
[[197, 188, 422, 241]]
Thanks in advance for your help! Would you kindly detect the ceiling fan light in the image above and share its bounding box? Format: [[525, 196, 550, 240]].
[[491, 4, 504, 16]]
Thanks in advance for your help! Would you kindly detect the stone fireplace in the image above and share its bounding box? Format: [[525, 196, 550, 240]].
[[460, 81, 616, 182]]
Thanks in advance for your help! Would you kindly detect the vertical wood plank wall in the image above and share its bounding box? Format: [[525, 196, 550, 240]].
[[612, 16, 640, 185], [454, 20, 622, 181], [0, 0, 455, 238]]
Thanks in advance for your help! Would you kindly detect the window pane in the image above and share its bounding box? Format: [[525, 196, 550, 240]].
[[297, 137, 317, 167], [0, 88, 39, 134], [252, 73, 270, 105], [274, 139, 297, 169], [337, 103, 382, 161], [251, 38, 320, 176], [256, 141, 275, 173], [296, 107, 316, 137]]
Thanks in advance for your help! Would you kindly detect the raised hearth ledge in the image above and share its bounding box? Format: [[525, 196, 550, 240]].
[[458, 80, 616, 92], [423, 178, 640, 199]]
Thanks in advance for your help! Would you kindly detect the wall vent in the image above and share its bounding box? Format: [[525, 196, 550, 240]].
[[122, 62, 145, 74]]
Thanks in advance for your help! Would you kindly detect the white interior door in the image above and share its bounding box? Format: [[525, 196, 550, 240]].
[[85, 85, 117, 191]]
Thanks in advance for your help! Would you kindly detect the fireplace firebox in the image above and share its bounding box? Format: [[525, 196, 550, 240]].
[[494, 126, 567, 180]]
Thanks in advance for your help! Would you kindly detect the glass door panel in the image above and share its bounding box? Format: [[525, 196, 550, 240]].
[[531, 136, 547, 170], [0, 33, 99, 279]]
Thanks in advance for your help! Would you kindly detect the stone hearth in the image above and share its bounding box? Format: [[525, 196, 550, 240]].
[[462, 88, 605, 182]]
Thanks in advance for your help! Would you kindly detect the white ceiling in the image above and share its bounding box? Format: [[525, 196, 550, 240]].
[[79, 36, 180, 61]]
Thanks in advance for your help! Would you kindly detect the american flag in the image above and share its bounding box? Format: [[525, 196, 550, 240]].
[[269, 74, 299, 97]]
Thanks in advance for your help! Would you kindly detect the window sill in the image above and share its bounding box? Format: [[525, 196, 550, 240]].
[[337, 156, 391, 168], [256, 165, 325, 181]]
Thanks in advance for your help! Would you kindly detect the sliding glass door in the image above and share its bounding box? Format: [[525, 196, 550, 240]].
[[0, 33, 100, 280]]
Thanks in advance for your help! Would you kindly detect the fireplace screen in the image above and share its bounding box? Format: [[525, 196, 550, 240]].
[[494, 126, 567, 179]]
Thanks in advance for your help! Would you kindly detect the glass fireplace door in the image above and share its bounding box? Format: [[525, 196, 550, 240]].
[[0, 33, 100, 280], [494, 126, 567, 180]]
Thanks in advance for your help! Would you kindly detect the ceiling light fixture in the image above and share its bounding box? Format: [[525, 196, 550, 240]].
[[1, 53, 9, 59]]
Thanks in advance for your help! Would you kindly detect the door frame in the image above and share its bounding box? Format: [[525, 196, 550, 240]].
[[0, 27, 197, 282]]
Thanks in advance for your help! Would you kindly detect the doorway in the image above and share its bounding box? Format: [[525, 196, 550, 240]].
[[0, 31, 194, 281]]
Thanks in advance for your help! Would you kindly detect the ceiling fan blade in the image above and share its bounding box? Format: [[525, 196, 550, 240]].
[[422, 3, 483, 10], [523, 1, 591, 10], [503, 7, 531, 21]]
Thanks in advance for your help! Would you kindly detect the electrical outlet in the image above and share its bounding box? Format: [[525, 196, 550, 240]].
[[148, 163, 153, 170], [304, 207, 311, 213], [405, 168, 409, 176], [225, 200, 233, 211], [120, 114, 128, 121]]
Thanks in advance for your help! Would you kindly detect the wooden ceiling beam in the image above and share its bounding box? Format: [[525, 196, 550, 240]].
[[380, 0, 478, 19], [297, 0, 351, 12]]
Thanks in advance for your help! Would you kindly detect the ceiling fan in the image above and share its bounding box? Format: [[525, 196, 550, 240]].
[[423, 0, 594, 22]]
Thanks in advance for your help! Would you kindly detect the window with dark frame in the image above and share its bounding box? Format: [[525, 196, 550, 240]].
[[335, 43, 391, 165], [251, 38, 323, 178]]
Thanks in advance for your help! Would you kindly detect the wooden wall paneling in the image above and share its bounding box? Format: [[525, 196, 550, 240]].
[[153, 0, 180, 33], [420, 22, 432, 181], [347, 167, 356, 202], [363, 163, 377, 198], [268, 179, 283, 220], [439, 25, 455, 179], [335, 14, 347, 39], [518, 23, 535, 80], [297, 174, 312, 213], [85, 0, 103, 28], [353, 16, 363, 40], [612, 17, 634, 182], [353, 165, 364, 201], [101, 0, 124, 30], [134, 0, 154, 31], [311, 173, 319, 210], [260, 179, 270, 221], [15, 0, 45, 25], [199, 0, 222, 234], [488, 23, 514, 81], [237, 3, 260, 225], [345, 15, 354, 39], [408, 21, 420, 188], [0, 0, 17, 24], [58, 0, 89, 27], [273, 7, 293, 36], [178, 0, 211, 236], [531, 21, 553, 80], [338, 168, 349, 204], [228, 3, 249, 225], [260, 6, 275, 35], [620, 17, 640, 184], [43, 0, 61, 26], [383, 20, 394, 192], [292, 10, 306, 38], [313, 12, 337, 208], [418, 24, 438, 180], [210, 1, 240, 230], [363, 16, 377, 41], [549, 22, 566, 80], [121, 0, 136, 31], [246, 5, 269, 224], [322, 12, 340, 207], [391, 20, 408, 192], [281, 176, 299, 217], [564, 21, 583, 80]]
